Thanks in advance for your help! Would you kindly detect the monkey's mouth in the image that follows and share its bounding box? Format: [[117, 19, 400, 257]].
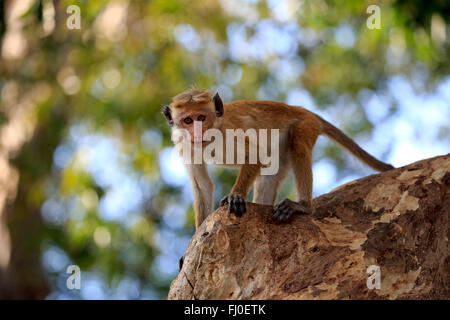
[[191, 140, 208, 146]]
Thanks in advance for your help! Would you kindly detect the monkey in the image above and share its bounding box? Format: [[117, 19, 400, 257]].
[[162, 88, 394, 229]]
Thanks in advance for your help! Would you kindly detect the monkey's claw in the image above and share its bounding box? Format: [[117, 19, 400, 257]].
[[273, 198, 311, 222], [220, 194, 246, 217]]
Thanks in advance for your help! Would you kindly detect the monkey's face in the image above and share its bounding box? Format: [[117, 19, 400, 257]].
[[162, 91, 224, 147], [175, 107, 216, 145]]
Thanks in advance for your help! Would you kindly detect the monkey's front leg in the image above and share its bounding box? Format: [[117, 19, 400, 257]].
[[186, 164, 214, 228], [220, 194, 247, 216], [220, 164, 260, 217]]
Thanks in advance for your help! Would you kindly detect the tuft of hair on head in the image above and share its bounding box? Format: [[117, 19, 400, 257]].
[[171, 87, 211, 108]]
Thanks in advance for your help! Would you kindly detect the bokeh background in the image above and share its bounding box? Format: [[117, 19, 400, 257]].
[[0, 0, 448, 299]]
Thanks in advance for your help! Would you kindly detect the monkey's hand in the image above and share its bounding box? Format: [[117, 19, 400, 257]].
[[220, 194, 247, 217], [273, 198, 312, 222]]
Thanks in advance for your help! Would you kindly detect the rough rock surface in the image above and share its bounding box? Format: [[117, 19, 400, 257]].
[[168, 155, 450, 300]]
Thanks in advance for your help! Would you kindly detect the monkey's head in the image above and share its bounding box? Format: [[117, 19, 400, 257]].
[[162, 88, 223, 146]]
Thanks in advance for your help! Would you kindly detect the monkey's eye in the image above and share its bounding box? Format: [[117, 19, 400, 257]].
[[184, 117, 193, 124], [197, 115, 206, 122]]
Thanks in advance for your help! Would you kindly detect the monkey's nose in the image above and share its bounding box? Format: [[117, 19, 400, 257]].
[[193, 131, 204, 142]]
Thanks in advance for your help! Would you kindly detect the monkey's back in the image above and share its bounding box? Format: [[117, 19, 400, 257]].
[[223, 100, 315, 130]]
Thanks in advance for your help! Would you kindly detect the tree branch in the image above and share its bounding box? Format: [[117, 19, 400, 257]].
[[169, 154, 449, 300]]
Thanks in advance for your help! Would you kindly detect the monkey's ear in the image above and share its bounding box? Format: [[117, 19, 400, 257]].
[[161, 105, 174, 126], [213, 92, 223, 117]]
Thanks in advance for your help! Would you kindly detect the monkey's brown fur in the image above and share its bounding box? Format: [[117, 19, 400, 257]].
[[163, 88, 394, 228]]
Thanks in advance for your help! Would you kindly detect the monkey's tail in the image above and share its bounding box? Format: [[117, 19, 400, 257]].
[[317, 116, 394, 172]]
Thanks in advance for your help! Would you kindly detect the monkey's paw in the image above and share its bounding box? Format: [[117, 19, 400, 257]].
[[220, 194, 247, 217], [272, 199, 311, 222]]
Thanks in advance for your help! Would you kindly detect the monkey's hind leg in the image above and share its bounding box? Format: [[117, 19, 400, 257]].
[[272, 159, 313, 222], [253, 157, 290, 205], [272, 120, 318, 222], [273, 198, 312, 222]]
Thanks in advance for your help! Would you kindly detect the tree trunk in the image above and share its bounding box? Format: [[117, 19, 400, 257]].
[[168, 154, 450, 300]]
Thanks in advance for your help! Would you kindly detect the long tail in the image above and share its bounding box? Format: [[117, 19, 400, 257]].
[[317, 115, 394, 172]]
